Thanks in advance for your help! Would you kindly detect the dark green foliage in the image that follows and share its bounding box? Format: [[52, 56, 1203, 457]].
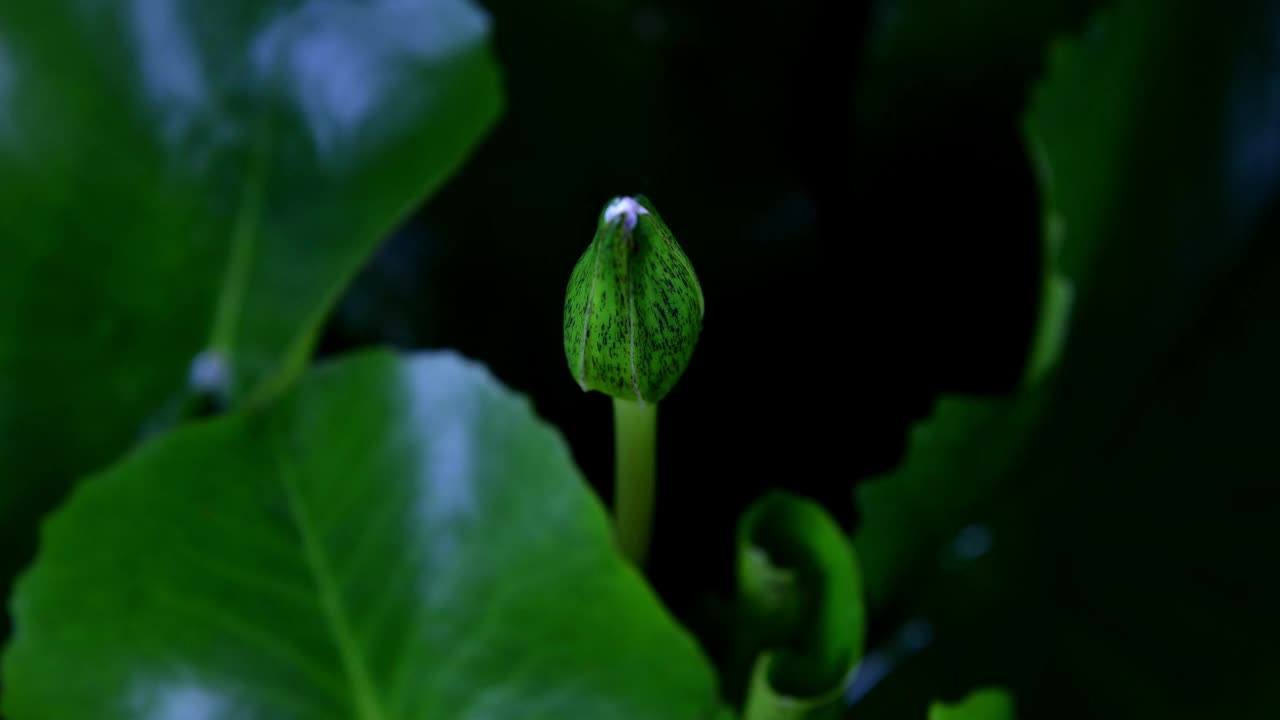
[[0, 0, 1274, 717], [853, 0, 1280, 717], [928, 689, 1014, 720]]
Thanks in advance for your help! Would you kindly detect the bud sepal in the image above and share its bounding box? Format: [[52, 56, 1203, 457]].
[[563, 195, 704, 404]]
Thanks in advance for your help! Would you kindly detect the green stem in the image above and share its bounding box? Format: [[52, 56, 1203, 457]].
[[613, 398, 658, 567]]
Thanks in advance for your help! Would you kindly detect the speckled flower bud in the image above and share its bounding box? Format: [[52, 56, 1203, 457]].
[[564, 195, 704, 404]]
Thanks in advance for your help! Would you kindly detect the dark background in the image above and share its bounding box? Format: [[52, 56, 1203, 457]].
[[318, 0, 1280, 717], [321, 0, 1085, 564]]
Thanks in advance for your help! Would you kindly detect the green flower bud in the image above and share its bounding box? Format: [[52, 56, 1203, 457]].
[[564, 195, 704, 404]]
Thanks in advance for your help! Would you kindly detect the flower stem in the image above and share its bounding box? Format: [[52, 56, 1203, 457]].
[[612, 397, 658, 567]]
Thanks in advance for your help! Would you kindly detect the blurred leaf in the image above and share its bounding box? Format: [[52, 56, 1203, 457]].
[[854, 0, 1280, 716], [1018, 196, 1072, 386], [736, 492, 864, 720], [851, 0, 1097, 455], [863, 0, 1103, 116], [853, 392, 1044, 610], [0, 0, 501, 620], [2, 351, 723, 719], [928, 688, 1014, 720], [853, 95, 1073, 609]]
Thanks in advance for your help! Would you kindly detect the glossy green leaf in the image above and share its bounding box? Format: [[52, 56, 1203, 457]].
[[735, 492, 863, 720], [2, 351, 723, 719], [0, 0, 502, 620], [928, 689, 1014, 720], [854, 0, 1280, 716]]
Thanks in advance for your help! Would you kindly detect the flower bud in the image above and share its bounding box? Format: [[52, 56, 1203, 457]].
[[564, 195, 704, 404]]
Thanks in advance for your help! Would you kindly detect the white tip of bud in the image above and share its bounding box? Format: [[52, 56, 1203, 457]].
[[604, 196, 650, 231]]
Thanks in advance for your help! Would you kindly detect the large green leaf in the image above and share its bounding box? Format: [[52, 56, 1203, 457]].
[[853, 0, 1280, 716], [0, 0, 502, 617], [2, 350, 722, 719]]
